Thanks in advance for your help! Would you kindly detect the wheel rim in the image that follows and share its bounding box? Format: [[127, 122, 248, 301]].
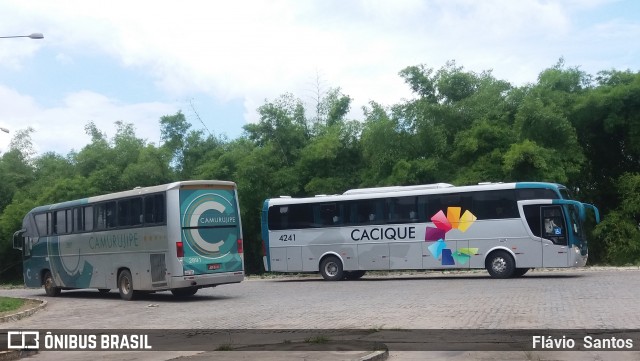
[[45, 276, 54, 292], [325, 262, 338, 277], [120, 277, 131, 295], [492, 257, 507, 273]]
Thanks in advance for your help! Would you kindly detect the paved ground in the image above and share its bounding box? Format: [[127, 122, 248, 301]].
[[1, 268, 639, 360]]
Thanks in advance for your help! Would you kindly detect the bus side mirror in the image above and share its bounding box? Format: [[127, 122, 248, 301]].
[[12, 230, 24, 250], [577, 204, 586, 222]]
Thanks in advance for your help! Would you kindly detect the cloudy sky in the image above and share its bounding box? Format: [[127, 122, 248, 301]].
[[0, 0, 638, 155]]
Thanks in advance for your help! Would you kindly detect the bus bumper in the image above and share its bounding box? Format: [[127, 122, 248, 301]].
[[170, 271, 244, 289]]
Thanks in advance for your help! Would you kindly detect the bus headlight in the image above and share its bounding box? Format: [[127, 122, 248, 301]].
[[184, 269, 194, 276]]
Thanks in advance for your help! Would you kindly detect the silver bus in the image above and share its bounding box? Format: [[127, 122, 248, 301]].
[[261, 182, 600, 280], [13, 180, 244, 300]]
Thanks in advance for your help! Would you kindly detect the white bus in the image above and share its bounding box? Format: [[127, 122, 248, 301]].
[[13, 180, 244, 300], [261, 182, 600, 280]]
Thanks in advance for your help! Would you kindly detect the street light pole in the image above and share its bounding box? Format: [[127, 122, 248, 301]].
[[0, 33, 44, 39], [1, 127, 9, 134]]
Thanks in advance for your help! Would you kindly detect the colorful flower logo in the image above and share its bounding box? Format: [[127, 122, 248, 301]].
[[425, 207, 478, 265]]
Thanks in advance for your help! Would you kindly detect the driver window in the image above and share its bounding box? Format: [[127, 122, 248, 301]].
[[542, 206, 566, 245]]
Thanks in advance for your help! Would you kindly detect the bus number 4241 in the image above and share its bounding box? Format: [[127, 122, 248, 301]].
[[279, 234, 296, 242]]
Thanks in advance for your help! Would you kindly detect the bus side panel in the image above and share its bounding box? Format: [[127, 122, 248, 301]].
[[464, 219, 542, 269], [269, 227, 359, 272], [357, 243, 390, 270], [268, 247, 287, 271], [47, 235, 96, 289], [389, 241, 423, 269]]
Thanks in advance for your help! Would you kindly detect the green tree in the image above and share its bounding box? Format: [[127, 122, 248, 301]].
[[572, 70, 640, 213], [593, 173, 640, 264]]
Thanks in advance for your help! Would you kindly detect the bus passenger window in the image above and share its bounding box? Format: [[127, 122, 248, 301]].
[[55, 210, 66, 234], [105, 202, 116, 228], [84, 206, 93, 231]]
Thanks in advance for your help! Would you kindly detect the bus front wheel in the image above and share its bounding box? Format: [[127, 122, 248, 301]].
[[43, 271, 60, 297], [486, 251, 515, 279], [512, 268, 529, 277], [118, 270, 136, 301], [343, 271, 366, 280], [320, 256, 344, 281]]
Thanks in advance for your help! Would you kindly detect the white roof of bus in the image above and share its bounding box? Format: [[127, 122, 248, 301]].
[[267, 182, 555, 205], [29, 180, 237, 213], [87, 180, 236, 203]]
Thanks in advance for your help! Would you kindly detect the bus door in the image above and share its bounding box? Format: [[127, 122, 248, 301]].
[[519, 201, 569, 267], [13, 230, 40, 287]]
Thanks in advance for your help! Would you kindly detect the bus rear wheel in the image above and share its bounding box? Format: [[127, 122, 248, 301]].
[[43, 271, 61, 297], [118, 270, 136, 301], [320, 256, 344, 281], [486, 251, 515, 279]]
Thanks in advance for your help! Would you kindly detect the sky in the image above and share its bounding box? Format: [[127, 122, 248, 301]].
[[0, 0, 638, 155]]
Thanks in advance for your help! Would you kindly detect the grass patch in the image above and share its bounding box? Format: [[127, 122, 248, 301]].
[[368, 325, 385, 333], [304, 335, 330, 344], [0, 297, 24, 313], [215, 344, 234, 351]]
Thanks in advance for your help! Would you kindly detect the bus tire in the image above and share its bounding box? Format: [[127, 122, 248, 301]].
[[171, 287, 198, 297], [320, 256, 344, 281], [512, 268, 529, 277], [344, 270, 366, 280], [118, 270, 136, 301], [43, 271, 61, 297], [486, 251, 515, 279]]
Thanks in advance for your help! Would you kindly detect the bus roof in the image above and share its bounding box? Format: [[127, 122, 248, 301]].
[[266, 182, 564, 206], [28, 180, 237, 214], [343, 183, 454, 195]]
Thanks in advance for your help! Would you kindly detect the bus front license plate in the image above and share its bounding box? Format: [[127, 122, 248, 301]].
[[208, 263, 221, 270]]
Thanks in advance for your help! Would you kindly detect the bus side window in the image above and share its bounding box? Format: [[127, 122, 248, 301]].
[[84, 206, 94, 231], [95, 204, 107, 230], [315, 203, 340, 226], [144, 194, 165, 225], [55, 210, 66, 234], [46, 213, 53, 235], [105, 202, 116, 228], [73, 208, 83, 232]]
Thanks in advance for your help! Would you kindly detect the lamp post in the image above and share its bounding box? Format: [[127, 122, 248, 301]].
[[1, 127, 9, 134], [0, 33, 44, 40]]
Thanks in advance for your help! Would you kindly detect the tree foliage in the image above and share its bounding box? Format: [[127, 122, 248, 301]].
[[1, 60, 640, 281]]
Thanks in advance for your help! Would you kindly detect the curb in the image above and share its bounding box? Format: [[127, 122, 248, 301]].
[[0, 298, 45, 360], [358, 349, 388, 361], [0, 298, 47, 324], [0, 350, 38, 361]]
